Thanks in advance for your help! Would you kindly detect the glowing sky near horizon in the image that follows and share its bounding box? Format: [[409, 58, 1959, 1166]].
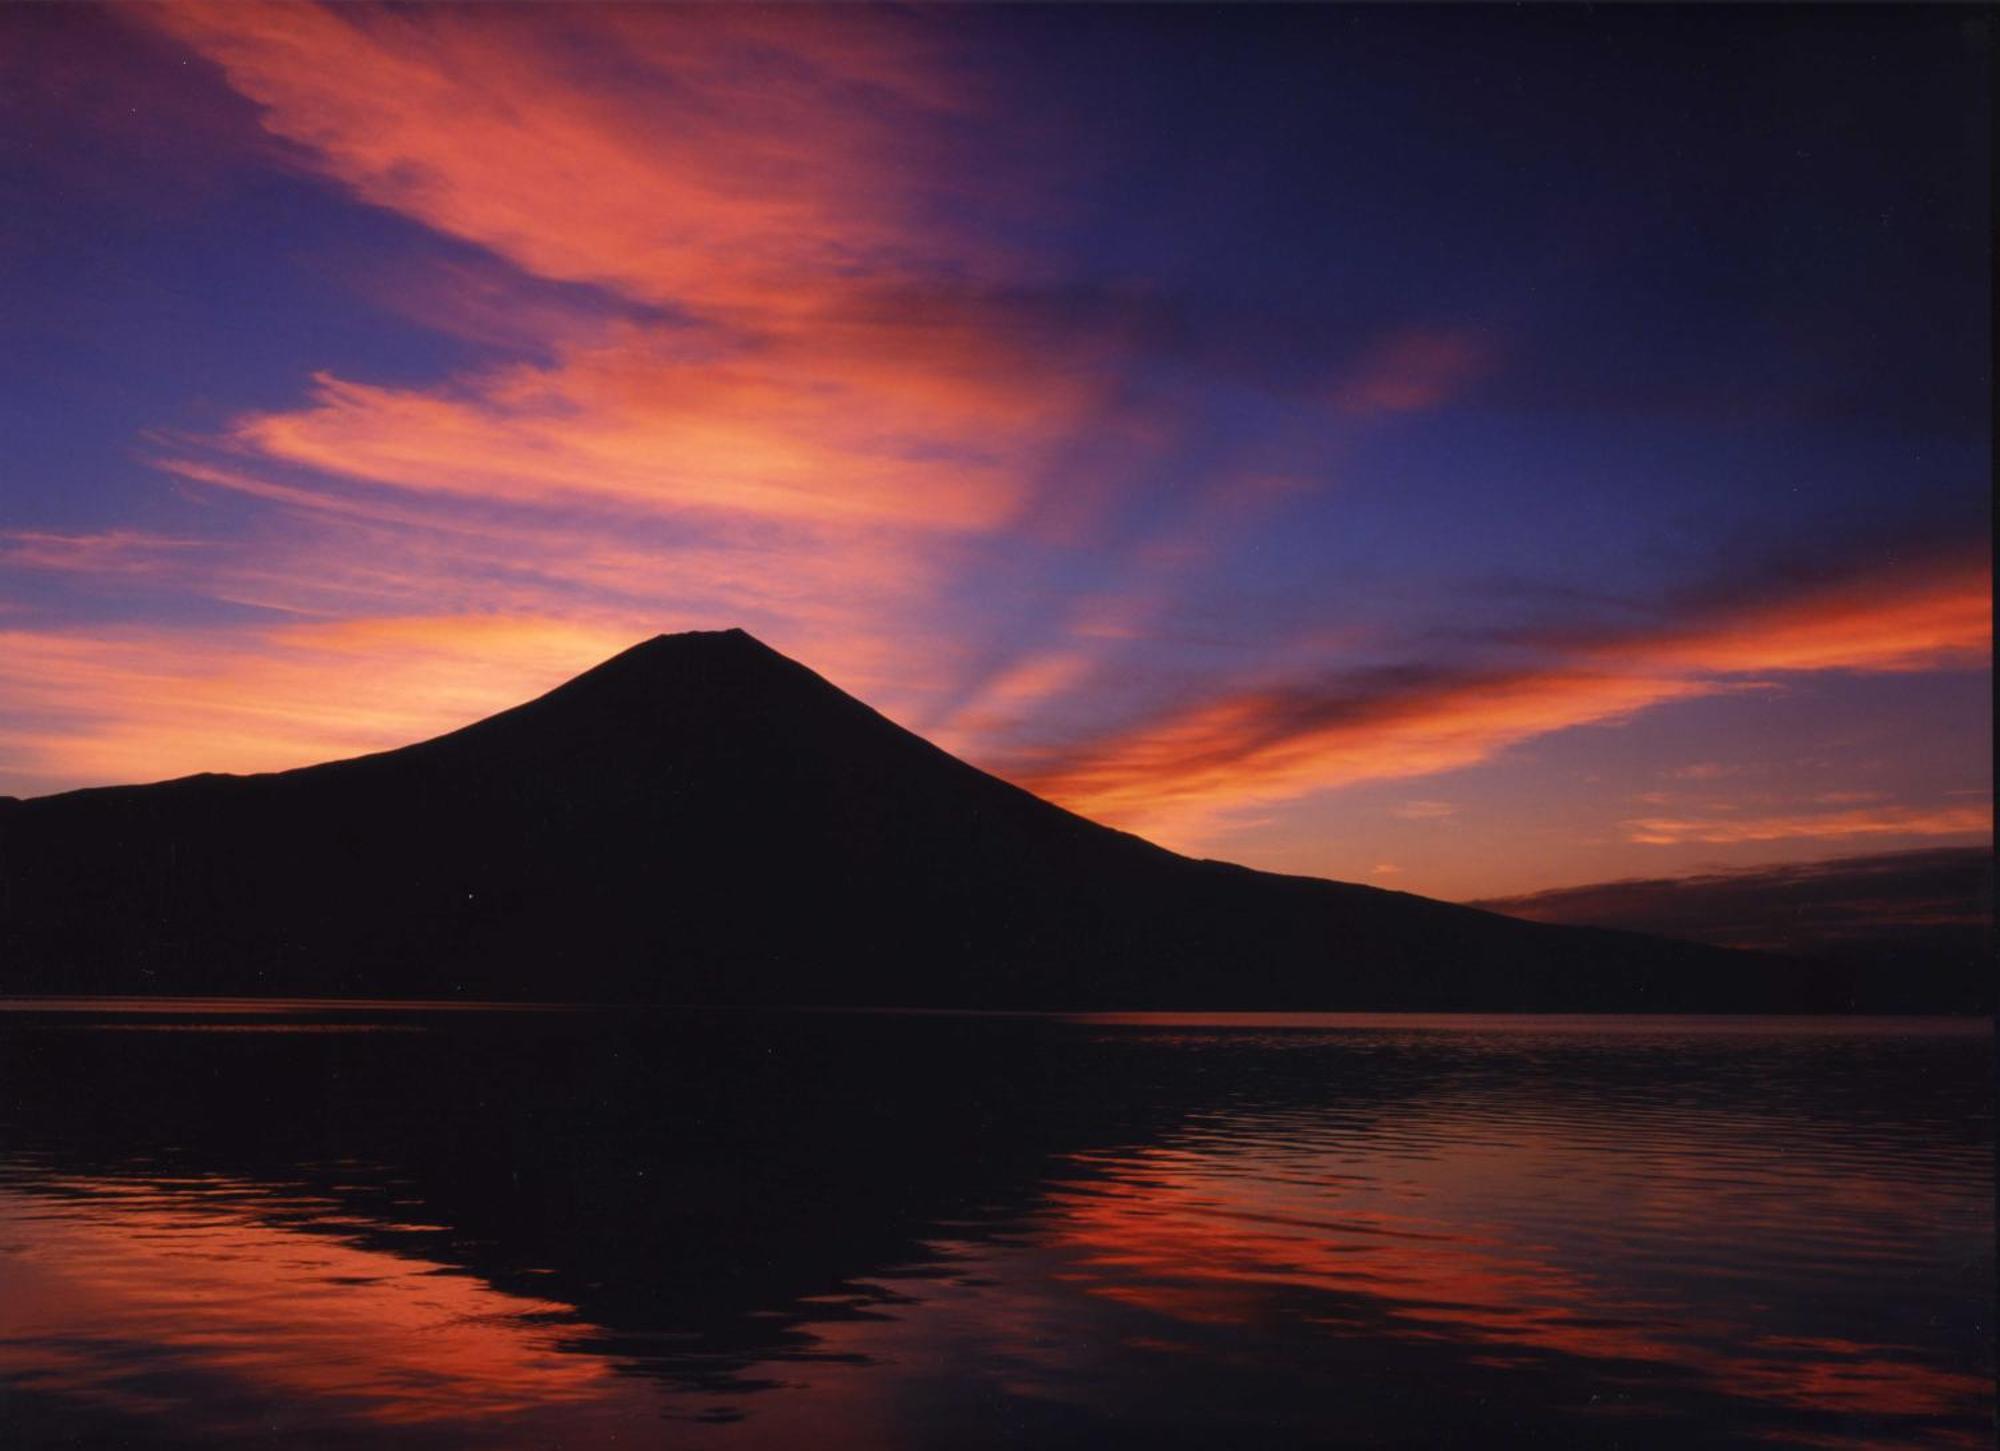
[[0, 4, 1990, 900]]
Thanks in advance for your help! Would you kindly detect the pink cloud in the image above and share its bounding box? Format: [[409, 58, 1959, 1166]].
[[1329, 327, 1488, 417]]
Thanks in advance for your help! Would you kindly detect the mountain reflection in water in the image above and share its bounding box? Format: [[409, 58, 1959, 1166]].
[[0, 1005, 1990, 1448]]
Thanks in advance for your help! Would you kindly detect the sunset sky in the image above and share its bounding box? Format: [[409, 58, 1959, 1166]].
[[2, 3, 1990, 902]]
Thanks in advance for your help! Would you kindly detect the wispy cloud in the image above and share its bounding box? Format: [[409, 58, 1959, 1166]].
[[1329, 326, 1489, 418], [145, 3, 991, 311], [1, 530, 211, 578], [1391, 799, 1457, 820], [1016, 551, 1991, 841], [1625, 555, 1992, 676], [1621, 803, 1991, 846]]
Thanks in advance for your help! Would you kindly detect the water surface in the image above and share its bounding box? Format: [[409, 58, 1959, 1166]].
[[1, 1003, 1990, 1447]]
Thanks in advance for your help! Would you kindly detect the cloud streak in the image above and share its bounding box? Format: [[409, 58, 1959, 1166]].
[[1, 530, 211, 578], [145, 3, 985, 311], [1017, 552, 1992, 840], [1620, 803, 1992, 846], [1329, 327, 1489, 417]]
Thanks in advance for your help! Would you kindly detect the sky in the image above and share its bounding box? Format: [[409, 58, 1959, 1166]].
[[1, 3, 1990, 903]]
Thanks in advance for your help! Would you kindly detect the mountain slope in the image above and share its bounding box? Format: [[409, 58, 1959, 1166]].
[[0, 629, 1841, 1009]]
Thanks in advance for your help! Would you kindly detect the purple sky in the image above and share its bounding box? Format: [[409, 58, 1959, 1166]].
[[1, 4, 1989, 900]]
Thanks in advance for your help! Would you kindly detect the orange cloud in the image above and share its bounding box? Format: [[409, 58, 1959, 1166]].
[[215, 327, 1057, 533], [0, 616, 645, 792], [0, 586, 956, 797], [1624, 555, 1992, 676], [143, 3, 983, 315], [1022, 667, 1719, 836], [1621, 803, 1993, 846], [1019, 555, 1992, 842]]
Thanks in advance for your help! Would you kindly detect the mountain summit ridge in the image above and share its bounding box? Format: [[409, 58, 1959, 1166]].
[[0, 630, 1898, 1010]]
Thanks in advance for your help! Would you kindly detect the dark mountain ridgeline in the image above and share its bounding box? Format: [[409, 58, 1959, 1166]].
[[1472, 848, 1994, 994], [0, 629, 1940, 1010]]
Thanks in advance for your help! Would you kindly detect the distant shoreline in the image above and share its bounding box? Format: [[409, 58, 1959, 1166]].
[[0, 997, 1988, 1030]]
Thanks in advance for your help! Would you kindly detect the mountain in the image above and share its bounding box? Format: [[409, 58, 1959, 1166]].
[[0, 629, 1871, 1010]]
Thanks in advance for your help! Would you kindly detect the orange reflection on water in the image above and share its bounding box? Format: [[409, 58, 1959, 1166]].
[[1, 1015, 1988, 1449], [0, 1176, 648, 1439], [1027, 1096, 1992, 1444]]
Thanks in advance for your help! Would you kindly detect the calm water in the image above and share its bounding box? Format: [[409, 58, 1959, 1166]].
[[0, 1004, 1990, 1448]]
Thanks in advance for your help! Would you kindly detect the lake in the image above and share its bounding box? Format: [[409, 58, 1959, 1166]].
[[0, 1003, 1990, 1447]]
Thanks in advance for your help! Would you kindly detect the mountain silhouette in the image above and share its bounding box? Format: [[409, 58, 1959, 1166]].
[[0, 629, 1854, 1009]]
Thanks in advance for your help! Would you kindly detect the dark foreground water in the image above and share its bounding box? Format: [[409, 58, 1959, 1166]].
[[0, 1004, 1990, 1449]]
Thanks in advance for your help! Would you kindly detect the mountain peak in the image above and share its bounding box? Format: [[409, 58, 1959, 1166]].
[[500, 626, 862, 745], [650, 626, 757, 646], [581, 627, 786, 682], [632, 626, 763, 654]]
